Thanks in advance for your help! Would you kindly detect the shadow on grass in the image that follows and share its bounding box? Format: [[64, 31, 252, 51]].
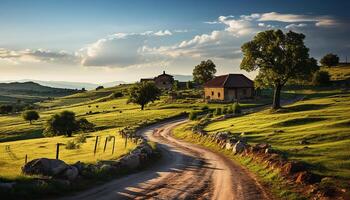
[[275, 103, 331, 113], [0, 130, 43, 143]]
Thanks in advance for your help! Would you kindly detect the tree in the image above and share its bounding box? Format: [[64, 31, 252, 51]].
[[186, 81, 193, 89], [320, 53, 339, 67], [76, 118, 95, 132], [193, 60, 217, 84], [173, 80, 180, 91], [45, 111, 77, 137], [96, 86, 104, 90], [22, 110, 40, 124], [0, 105, 13, 114], [128, 82, 161, 110], [241, 29, 319, 109], [312, 71, 331, 86]]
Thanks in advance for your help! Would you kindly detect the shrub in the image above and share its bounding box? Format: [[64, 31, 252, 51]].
[[201, 105, 209, 111], [66, 140, 80, 149], [312, 71, 330, 86], [96, 86, 104, 90], [75, 133, 87, 143], [227, 106, 234, 114], [223, 107, 228, 114], [189, 111, 198, 120], [0, 105, 13, 114], [232, 102, 242, 114], [77, 118, 95, 132], [215, 107, 222, 116], [113, 92, 123, 98]]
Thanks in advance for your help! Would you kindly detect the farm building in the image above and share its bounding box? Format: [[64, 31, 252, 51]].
[[140, 71, 175, 89], [204, 74, 254, 102]]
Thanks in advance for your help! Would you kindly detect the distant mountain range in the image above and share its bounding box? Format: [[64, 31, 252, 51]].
[[0, 79, 126, 90], [0, 74, 193, 90]]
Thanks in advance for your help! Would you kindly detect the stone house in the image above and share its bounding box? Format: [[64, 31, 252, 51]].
[[140, 71, 175, 89], [204, 74, 254, 102]]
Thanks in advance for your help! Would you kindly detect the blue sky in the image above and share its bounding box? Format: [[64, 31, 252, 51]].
[[0, 0, 349, 83]]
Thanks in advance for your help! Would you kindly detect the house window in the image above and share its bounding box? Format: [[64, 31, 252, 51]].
[[211, 91, 214, 96], [218, 92, 221, 98], [243, 89, 247, 95]]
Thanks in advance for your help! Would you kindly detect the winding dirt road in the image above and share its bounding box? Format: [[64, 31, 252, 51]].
[[60, 119, 272, 200]]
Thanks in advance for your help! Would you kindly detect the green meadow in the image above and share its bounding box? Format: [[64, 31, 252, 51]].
[[204, 90, 350, 179]]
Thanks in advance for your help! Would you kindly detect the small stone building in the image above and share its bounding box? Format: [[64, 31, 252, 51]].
[[204, 74, 254, 102], [140, 71, 175, 89]]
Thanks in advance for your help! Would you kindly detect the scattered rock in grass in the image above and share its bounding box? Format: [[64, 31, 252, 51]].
[[281, 161, 307, 175], [299, 139, 310, 145], [0, 182, 16, 189], [22, 158, 69, 177], [232, 141, 247, 154], [63, 166, 79, 181]]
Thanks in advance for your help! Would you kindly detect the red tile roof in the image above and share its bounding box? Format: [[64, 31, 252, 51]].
[[204, 74, 254, 88]]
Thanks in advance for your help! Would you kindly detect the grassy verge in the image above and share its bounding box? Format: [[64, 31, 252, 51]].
[[172, 121, 307, 200]]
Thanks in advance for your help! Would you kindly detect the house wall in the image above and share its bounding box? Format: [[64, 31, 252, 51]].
[[154, 76, 174, 89], [204, 87, 225, 101], [225, 88, 253, 101]]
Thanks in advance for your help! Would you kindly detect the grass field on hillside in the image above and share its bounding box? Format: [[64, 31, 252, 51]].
[[204, 91, 350, 179], [322, 64, 350, 80], [0, 128, 136, 180]]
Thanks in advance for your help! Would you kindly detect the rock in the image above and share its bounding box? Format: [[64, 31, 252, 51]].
[[281, 161, 307, 175], [265, 147, 277, 154], [72, 161, 85, 173], [0, 182, 16, 189], [22, 158, 69, 177], [255, 143, 271, 150], [232, 141, 247, 154], [299, 139, 310, 145], [225, 142, 233, 150], [62, 166, 79, 181], [120, 154, 140, 169], [100, 164, 115, 173]]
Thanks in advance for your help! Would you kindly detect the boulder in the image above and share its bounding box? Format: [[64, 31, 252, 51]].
[[22, 158, 69, 177], [120, 154, 140, 169], [140, 144, 153, 155], [62, 166, 79, 181], [232, 141, 247, 154]]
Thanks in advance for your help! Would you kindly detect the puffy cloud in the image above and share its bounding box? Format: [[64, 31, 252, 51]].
[[259, 12, 338, 27], [0, 48, 77, 64], [154, 30, 172, 36]]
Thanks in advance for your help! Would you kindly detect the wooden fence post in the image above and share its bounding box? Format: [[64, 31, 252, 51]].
[[25, 154, 28, 165], [94, 136, 99, 155], [56, 143, 60, 159], [111, 136, 115, 155], [103, 137, 108, 153], [124, 136, 128, 149]]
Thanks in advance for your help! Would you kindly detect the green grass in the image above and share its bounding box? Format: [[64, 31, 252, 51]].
[[204, 91, 350, 179], [0, 129, 136, 180]]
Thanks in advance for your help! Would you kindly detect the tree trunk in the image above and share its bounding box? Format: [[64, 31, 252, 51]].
[[141, 104, 144, 110], [272, 84, 282, 109], [29, 120, 32, 125]]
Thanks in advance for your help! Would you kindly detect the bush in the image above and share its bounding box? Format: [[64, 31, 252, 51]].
[[76, 118, 95, 132], [113, 92, 123, 98], [223, 107, 228, 114], [0, 105, 13, 114], [75, 133, 87, 143], [66, 140, 80, 149], [96, 86, 104, 90], [201, 105, 209, 111], [312, 71, 330, 86], [189, 111, 198, 120], [215, 107, 222, 116], [232, 103, 242, 114], [227, 106, 234, 114]]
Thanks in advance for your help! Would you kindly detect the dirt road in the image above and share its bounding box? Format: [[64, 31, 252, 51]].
[[60, 119, 272, 200]]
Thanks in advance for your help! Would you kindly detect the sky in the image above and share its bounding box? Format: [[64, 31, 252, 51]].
[[0, 0, 349, 83]]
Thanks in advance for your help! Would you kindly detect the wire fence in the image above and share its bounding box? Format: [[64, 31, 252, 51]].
[[0, 133, 138, 178]]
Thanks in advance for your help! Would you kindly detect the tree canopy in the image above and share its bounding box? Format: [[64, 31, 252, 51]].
[[313, 71, 331, 86], [320, 53, 339, 67], [240, 29, 318, 109], [128, 82, 161, 110], [192, 60, 217, 84], [45, 111, 77, 137], [22, 110, 40, 124]]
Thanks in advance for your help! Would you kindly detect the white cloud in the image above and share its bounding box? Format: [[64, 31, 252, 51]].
[[154, 30, 172, 36], [259, 12, 338, 27], [285, 23, 307, 29]]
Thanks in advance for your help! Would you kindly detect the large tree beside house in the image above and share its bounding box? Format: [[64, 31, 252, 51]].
[[193, 60, 217, 84], [240, 29, 318, 109], [128, 82, 161, 110]]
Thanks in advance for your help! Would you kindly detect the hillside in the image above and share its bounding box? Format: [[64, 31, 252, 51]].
[[0, 82, 80, 104], [321, 64, 350, 81], [204, 90, 350, 179]]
